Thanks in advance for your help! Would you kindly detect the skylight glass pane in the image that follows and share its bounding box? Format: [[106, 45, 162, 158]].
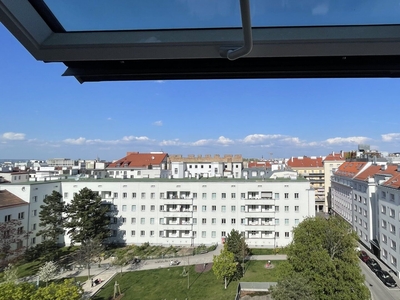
[[43, 0, 400, 32]]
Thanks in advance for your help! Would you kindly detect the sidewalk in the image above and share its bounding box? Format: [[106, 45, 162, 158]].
[[52, 245, 286, 299]]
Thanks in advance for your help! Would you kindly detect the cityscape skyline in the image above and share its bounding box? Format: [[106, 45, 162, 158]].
[[1, 24, 400, 160]]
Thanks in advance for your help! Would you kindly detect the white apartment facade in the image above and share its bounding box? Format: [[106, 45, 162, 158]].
[[1, 177, 314, 249]]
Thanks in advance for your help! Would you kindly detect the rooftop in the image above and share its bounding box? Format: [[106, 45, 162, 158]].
[[0, 190, 28, 209]]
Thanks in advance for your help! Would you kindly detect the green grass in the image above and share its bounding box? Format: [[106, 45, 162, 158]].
[[250, 247, 288, 255], [93, 260, 283, 300]]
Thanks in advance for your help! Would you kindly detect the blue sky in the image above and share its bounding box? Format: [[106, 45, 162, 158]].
[[1, 22, 400, 161]]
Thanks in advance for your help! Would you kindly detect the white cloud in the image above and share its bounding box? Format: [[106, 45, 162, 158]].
[[382, 133, 400, 142], [122, 136, 150, 142], [242, 134, 283, 144], [325, 136, 369, 145], [216, 136, 234, 145], [2, 132, 25, 140], [192, 139, 210, 146], [153, 120, 163, 126], [107, 117, 112, 121], [63, 137, 86, 145], [160, 139, 182, 146]]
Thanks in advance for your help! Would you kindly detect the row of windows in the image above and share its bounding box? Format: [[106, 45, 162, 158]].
[[127, 230, 291, 238], [76, 191, 302, 200], [120, 217, 300, 225], [117, 204, 301, 213]]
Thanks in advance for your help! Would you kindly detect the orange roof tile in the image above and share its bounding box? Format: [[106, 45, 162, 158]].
[[108, 152, 168, 168], [287, 156, 324, 168], [248, 161, 271, 168], [381, 171, 400, 189], [354, 165, 398, 181], [323, 152, 345, 161], [334, 161, 368, 178]]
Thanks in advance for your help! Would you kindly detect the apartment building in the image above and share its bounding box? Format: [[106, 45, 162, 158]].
[[0, 189, 29, 257], [377, 168, 400, 276], [1, 176, 314, 249], [169, 154, 243, 179], [286, 156, 326, 212], [107, 152, 169, 179], [323, 152, 346, 212]]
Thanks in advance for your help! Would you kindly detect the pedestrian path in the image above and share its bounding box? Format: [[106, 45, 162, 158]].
[[50, 245, 286, 299]]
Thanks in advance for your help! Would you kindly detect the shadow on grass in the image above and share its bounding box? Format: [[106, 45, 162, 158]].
[[189, 266, 206, 289]]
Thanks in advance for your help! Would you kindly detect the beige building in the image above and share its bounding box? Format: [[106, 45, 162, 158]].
[[286, 156, 325, 212]]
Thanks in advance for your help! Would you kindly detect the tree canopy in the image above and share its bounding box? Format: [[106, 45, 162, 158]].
[[65, 187, 110, 245], [0, 219, 28, 267], [212, 248, 237, 289], [37, 191, 65, 243], [276, 216, 369, 300]]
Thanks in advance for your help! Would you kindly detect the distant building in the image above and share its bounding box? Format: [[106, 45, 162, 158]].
[[286, 156, 326, 212], [323, 152, 346, 211], [169, 154, 243, 179]]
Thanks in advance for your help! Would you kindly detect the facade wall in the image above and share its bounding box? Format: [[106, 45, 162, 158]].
[[0, 203, 29, 252], [377, 185, 400, 276], [2, 178, 314, 249]]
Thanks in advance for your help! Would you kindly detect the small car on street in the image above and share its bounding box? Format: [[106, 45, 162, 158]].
[[366, 258, 381, 273], [376, 270, 397, 288]]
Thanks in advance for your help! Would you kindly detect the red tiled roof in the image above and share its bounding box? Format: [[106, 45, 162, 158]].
[[334, 161, 368, 178], [382, 172, 400, 189], [323, 152, 345, 161], [287, 156, 323, 168], [248, 161, 271, 168], [108, 152, 168, 168], [0, 190, 28, 209], [354, 165, 398, 181]]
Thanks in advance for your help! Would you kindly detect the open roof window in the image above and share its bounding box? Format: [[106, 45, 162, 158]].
[[2, 0, 400, 82]]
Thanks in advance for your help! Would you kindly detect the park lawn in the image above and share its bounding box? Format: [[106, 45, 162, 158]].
[[250, 248, 287, 255], [93, 260, 282, 300]]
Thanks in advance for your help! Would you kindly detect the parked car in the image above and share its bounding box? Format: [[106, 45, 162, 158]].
[[359, 250, 370, 262], [376, 270, 397, 288], [366, 258, 381, 273]]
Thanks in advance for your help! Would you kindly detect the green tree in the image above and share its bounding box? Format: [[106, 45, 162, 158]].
[[224, 229, 249, 278], [37, 191, 65, 259], [75, 237, 104, 280], [270, 276, 316, 300], [212, 248, 237, 289], [0, 282, 36, 300], [37, 191, 65, 242], [280, 216, 369, 300], [65, 187, 110, 245], [33, 279, 83, 300]]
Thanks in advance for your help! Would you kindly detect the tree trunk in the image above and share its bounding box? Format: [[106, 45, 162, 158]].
[[224, 277, 227, 289]]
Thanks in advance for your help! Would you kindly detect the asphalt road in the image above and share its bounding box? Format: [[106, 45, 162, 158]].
[[358, 246, 400, 300]]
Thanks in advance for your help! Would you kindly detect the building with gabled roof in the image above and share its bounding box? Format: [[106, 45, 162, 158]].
[[107, 152, 169, 179], [323, 152, 346, 211], [286, 156, 326, 212]]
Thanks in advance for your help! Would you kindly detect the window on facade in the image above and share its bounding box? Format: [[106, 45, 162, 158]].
[[295, 219, 299, 225], [275, 218, 279, 225], [274, 193, 279, 200], [390, 193, 395, 202], [32, 223, 36, 230], [140, 218, 145, 224], [382, 249, 387, 258], [31, 237, 36, 245], [141, 205, 145, 211], [285, 232, 289, 238], [202, 205, 207, 212], [113, 192, 118, 198], [241, 218, 245, 224], [18, 212, 24, 220], [141, 192, 145, 199], [212, 218, 216, 224], [231, 205, 236, 212], [390, 224, 396, 234], [382, 220, 387, 229], [151, 192, 155, 199], [63, 192, 68, 198], [221, 218, 226, 224], [295, 206, 299, 212], [284, 206, 289, 212], [391, 240, 397, 250], [193, 193, 197, 199], [122, 192, 127, 198], [275, 206, 279, 212], [390, 208, 395, 218], [391, 255, 398, 267], [202, 231, 206, 238], [212, 193, 216, 200], [381, 205, 386, 214], [294, 193, 299, 199], [221, 231, 226, 237], [150, 205, 155, 212], [32, 210, 37, 217], [202, 218, 206, 224], [231, 219, 236, 224], [132, 192, 136, 198], [33, 196, 37, 202], [241, 193, 246, 199], [131, 218, 136, 224], [212, 205, 216, 212], [122, 205, 127, 212], [231, 193, 236, 199], [222, 193, 226, 199], [285, 219, 289, 225], [211, 231, 216, 238], [275, 232, 279, 238], [381, 191, 386, 199], [221, 205, 226, 212], [140, 231, 145, 237], [150, 218, 155, 225], [202, 193, 207, 199], [241, 205, 245, 212], [284, 193, 289, 199]]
